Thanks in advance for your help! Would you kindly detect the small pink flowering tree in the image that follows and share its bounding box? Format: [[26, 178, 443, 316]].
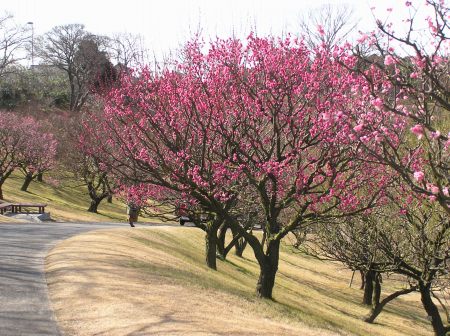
[[16, 117, 57, 192], [0, 113, 57, 196], [97, 35, 388, 298]]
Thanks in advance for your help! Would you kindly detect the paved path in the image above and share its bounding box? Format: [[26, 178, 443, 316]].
[[0, 222, 155, 336]]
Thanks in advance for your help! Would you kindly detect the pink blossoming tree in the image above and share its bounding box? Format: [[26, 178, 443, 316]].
[[335, 1, 449, 334], [340, 0, 449, 215], [94, 35, 388, 298], [0, 113, 57, 196], [16, 117, 57, 192]]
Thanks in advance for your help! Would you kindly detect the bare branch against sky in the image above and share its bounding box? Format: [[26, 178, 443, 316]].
[[0, 0, 426, 62]]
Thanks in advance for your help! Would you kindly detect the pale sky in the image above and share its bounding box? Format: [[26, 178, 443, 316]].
[[0, 0, 429, 62]]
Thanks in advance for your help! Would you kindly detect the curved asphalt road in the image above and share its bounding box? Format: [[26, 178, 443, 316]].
[[0, 221, 152, 336]]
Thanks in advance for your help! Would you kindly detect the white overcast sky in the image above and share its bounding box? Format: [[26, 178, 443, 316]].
[[0, 0, 429, 62]]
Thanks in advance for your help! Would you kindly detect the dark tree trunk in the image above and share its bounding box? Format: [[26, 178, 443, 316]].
[[86, 180, 109, 213], [21, 173, 34, 191], [205, 226, 218, 270], [37, 172, 43, 182], [363, 270, 375, 305], [231, 226, 247, 257], [419, 283, 448, 336], [256, 239, 280, 299], [69, 75, 76, 111], [234, 237, 247, 257], [365, 286, 416, 323], [216, 223, 227, 259], [432, 291, 450, 324], [373, 273, 381, 306], [360, 270, 366, 290], [218, 222, 247, 260], [0, 171, 13, 199], [87, 198, 101, 213], [220, 228, 245, 259], [222, 215, 280, 300]]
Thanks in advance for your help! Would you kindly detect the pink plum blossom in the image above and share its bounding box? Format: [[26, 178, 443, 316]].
[[410, 124, 424, 139], [357, 34, 368, 44], [373, 98, 384, 110], [353, 124, 364, 132], [414, 171, 425, 182], [384, 55, 396, 66], [443, 187, 449, 197], [429, 184, 440, 195]]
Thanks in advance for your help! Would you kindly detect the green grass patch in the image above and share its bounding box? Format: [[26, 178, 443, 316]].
[[0, 171, 158, 223], [123, 227, 436, 336]]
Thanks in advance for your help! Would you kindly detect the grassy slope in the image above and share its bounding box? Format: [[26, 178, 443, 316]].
[[46, 227, 436, 336], [0, 171, 150, 223]]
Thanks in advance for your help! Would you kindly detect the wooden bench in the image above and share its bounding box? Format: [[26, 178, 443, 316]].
[[0, 200, 47, 214], [11, 203, 47, 214]]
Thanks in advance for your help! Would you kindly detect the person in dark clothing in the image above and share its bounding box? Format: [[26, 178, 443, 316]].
[[127, 203, 140, 227]]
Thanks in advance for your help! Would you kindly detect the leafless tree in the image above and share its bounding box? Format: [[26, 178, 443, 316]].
[[308, 216, 386, 306], [108, 32, 147, 69], [310, 192, 450, 333], [298, 4, 358, 49], [0, 13, 28, 78], [35, 24, 112, 112]]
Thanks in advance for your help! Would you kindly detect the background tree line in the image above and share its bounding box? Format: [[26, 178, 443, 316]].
[[0, 14, 146, 210]]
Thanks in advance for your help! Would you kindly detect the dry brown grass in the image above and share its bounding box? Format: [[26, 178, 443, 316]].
[[46, 227, 436, 336]]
